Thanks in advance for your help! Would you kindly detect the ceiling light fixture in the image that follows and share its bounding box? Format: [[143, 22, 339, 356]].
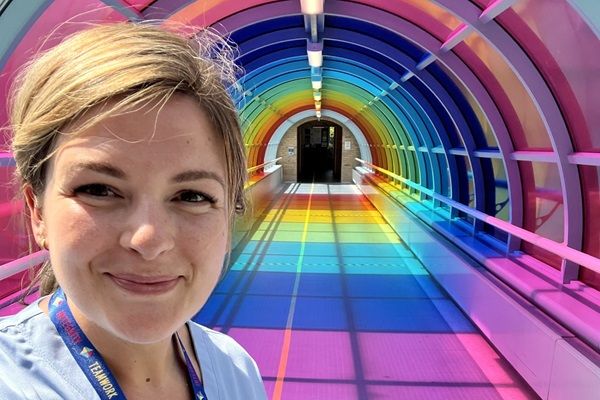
[[300, 0, 324, 15]]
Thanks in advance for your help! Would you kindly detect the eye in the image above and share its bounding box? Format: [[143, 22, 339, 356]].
[[175, 190, 216, 204], [74, 184, 118, 198]]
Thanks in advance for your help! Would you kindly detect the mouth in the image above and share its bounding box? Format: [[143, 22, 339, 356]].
[[107, 273, 181, 295]]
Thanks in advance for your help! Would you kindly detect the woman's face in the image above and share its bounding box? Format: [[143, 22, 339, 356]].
[[30, 94, 229, 343]]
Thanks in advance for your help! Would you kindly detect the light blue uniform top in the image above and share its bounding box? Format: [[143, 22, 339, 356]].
[[0, 299, 267, 400]]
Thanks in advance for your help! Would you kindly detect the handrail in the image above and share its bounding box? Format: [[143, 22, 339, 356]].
[[355, 158, 600, 274], [0, 250, 47, 281], [246, 157, 282, 174]]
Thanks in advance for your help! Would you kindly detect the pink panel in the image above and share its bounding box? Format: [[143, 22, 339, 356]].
[[0, 1, 125, 303], [519, 161, 564, 269], [496, 1, 600, 151], [459, 31, 552, 150], [358, 331, 536, 399], [280, 382, 358, 400], [170, 0, 274, 27], [0, 165, 26, 268], [0, 163, 29, 303], [471, 0, 494, 6], [358, 0, 461, 41], [123, 0, 155, 11], [0, 0, 126, 147], [0, 290, 39, 317], [0, 273, 26, 303], [578, 165, 600, 290]]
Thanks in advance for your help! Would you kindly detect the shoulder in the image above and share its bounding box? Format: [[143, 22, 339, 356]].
[[0, 303, 45, 398], [0, 302, 95, 400], [0, 301, 44, 362], [188, 321, 267, 400]]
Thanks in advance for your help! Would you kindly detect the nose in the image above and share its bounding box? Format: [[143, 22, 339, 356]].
[[119, 200, 175, 260]]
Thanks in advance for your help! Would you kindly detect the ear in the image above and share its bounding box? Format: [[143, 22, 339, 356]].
[[23, 184, 46, 247]]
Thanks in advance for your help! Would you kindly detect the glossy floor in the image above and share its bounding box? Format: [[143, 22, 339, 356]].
[[193, 183, 539, 400]]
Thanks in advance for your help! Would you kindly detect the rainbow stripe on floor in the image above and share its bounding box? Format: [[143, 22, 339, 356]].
[[193, 183, 536, 399]]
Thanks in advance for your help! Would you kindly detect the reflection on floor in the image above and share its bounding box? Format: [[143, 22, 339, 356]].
[[193, 183, 539, 400]]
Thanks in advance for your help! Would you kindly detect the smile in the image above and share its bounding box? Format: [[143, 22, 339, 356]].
[[107, 273, 181, 295]]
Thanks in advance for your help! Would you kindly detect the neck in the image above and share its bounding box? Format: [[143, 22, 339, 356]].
[[40, 296, 191, 393], [81, 322, 183, 388]]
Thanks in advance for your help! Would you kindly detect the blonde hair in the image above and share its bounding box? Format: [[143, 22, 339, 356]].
[[9, 22, 247, 296]]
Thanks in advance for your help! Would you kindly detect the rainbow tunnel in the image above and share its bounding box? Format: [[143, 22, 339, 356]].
[[0, 1, 599, 399]]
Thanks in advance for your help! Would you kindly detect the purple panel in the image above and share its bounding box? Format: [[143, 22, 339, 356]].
[[365, 385, 504, 400], [141, 0, 194, 19], [358, 332, 490, 383], [281, 382, 358, 400], [285, 330, 355, 380], [226, 327, 285, 378]]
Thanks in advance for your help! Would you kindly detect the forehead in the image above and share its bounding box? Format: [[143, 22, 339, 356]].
[[74, 94, 218, 142], [53, 94, 225, 169]]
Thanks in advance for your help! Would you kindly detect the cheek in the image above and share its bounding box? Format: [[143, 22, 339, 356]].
[[182, 215, 229, 265], [46, 204, 109, 262]]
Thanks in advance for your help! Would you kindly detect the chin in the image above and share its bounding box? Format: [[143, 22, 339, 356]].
[[107, 313, 187, 344]]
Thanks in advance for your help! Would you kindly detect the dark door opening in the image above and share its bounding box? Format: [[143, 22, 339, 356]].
[[297, 121, 342, 183]]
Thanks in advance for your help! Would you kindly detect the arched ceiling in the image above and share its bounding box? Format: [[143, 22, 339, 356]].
[[0, 0, 598, 283]]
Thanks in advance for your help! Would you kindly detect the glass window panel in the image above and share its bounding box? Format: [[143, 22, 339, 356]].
[[466, 160, 474, 209], [422, 153, 433, 189], [0, 164, 30, 302], [408, 149, 419, 183], [497, 0, 600, 151], [578, 165, 600, 290], [398, 149, 408, 179], [491, 158, 509, 221], [482, 158, 510, 242], [0, 164, 28, 263], [375, 1, 461, 41], [461, 31, 551, 150], [519, 161, 564, 269], [436, 153, 450, 198], [450, 155, 474, 226], [436, 63, 498, 148]]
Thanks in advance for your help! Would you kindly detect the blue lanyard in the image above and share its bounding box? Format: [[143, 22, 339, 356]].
[[48, 288, 208, 400]]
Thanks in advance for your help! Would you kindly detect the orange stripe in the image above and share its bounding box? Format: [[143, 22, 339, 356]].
[[272, 183, 314, 399], [272, 328, 293, 400]]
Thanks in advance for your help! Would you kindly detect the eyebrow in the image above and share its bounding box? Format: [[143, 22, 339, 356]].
[[69, 161, 126, 179], [171, 170, 226, 189], [69, 161, 225, 189]]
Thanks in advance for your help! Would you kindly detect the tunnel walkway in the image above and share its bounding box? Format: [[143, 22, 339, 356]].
[[193, 183, 539, 400]]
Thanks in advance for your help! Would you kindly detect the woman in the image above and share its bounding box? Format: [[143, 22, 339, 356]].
[[0, 22, 267, 399]]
